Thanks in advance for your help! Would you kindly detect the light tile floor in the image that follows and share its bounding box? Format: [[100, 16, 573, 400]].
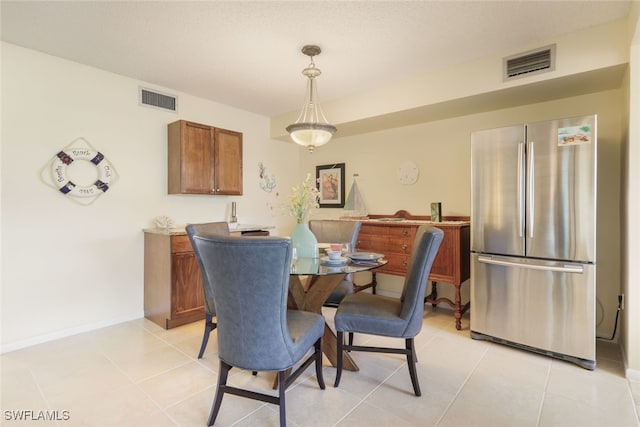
[[2, 308, 639, 426]]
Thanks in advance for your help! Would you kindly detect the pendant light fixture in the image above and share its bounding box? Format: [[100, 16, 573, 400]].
[[286, 45, 337, 153]]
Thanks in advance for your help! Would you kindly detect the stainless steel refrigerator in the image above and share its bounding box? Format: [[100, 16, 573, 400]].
[[470, 115, 597, 370]]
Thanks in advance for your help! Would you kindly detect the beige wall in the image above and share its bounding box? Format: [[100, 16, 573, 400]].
[[2, 11, 637, 377], [623, 7, 640, 379], [0, 42, 299, 351], [289, 16, 636, 374], [300, 89, 623, 340]]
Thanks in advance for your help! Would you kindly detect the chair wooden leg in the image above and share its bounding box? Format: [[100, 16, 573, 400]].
[[198, 313, 216, 359], [334, 331, 344, 387], [405, 338, 421, 397], [314, 338, 325, 389], [208, 360, 230, 426], [352, 271, 378, 294], [278, 370, 287, 427], [348, 332, 354, 347], [206, 341, 323, 426]]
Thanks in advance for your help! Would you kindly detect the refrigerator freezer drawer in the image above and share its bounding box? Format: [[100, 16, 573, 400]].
[[471, 254, 595, 365]]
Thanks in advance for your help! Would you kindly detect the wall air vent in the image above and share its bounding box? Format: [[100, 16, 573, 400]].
[[138, 87, 178, 112], [503, 44, 555, 81]]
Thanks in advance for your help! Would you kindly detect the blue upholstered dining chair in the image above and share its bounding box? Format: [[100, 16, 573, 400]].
[[189, 232, 326, 427], [185, 222, 230, 359], [333, 225, 443, 396], [309, 220, 363, 306]]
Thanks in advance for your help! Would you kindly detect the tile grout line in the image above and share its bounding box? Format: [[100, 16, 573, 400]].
[[100, 345, 178, 424], [330, 325, 449, 426], [100, 323, 196, 426], [535, 358, 553, 427], [625, 379, 640, 424], [330, 341, 435, 427], [26, 367, 61, 427], [433, 343, 489, 426]]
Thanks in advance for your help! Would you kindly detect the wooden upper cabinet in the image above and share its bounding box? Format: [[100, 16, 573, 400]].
[[168, 120, 243, 195], [214, 128, 243, 195]]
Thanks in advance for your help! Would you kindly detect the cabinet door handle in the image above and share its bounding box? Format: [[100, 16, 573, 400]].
[[402, 229, 409, 236], [402, 260, 408, 266], [401, 243, 408, 250]]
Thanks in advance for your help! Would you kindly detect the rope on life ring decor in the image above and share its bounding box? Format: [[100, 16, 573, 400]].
[[41, 137, 119, 206]]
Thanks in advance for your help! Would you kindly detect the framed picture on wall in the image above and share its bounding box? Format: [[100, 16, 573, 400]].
[[316, 163, 345, 208]]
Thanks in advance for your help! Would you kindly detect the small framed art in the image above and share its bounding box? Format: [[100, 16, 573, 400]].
[[316, 163, 345, 208]]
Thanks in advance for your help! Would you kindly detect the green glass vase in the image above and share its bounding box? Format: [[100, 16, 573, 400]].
[[291, 222, 318, 258]]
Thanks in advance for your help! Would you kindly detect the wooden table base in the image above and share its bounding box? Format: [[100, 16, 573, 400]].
[[273, 274, 359, 389], [288, 274, 359, 371]]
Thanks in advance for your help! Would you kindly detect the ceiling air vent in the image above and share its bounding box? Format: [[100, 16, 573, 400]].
[[503, 44, 555, 81], [138, 87, 178, 112]]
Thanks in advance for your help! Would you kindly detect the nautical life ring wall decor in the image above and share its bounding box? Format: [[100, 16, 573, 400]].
[[41, 137, 118, 206], [52, 148, 113, 197]]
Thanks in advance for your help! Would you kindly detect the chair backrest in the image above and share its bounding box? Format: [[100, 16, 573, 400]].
[[309, 220, 362, 249], [190, 233, 298, 371], [399, 226, 444, 337], [186, 222, 230, 315]]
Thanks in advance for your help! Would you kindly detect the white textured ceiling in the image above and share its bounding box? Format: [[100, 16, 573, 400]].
[[1, 1, 632, 117]]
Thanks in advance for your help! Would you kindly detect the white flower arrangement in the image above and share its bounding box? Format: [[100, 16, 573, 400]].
[[288, 173, 320, 224]]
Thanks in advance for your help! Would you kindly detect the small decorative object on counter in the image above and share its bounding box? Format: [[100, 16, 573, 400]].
[[430, 202, 442, 222], [230, 201, 238, 223], [154, 215, 175, 229]]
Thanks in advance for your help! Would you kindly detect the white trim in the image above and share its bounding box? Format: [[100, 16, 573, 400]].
[[626, 367, 640, 382], [0, 311, 143, 354]]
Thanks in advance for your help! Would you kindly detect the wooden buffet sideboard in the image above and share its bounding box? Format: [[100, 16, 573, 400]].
[[354, 211, 470, 330]]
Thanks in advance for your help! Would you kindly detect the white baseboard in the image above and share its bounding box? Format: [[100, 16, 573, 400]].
[[0, 311, 144, 354], [619, 342, 640, 381], [626, 367, 640, 382]]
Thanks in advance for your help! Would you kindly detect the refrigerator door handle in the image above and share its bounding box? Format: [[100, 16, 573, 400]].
[[477, 256, 584, 273], [518, 142, 524, 237], [527, 141, 535, 238]]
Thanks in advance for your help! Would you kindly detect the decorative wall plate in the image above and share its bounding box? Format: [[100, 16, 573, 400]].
[[396, 161, 419, 185]]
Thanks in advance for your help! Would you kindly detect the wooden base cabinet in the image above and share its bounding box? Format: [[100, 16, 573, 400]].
[[144, 232, 205, 329], [356, 212, 470, 330]]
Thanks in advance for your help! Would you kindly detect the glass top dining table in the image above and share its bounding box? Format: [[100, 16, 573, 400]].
[[286, 255, 387, 374], [290, 256, 388, 275]]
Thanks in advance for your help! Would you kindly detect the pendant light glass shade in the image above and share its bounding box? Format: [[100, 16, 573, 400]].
[[286, 45, 336, 153]]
